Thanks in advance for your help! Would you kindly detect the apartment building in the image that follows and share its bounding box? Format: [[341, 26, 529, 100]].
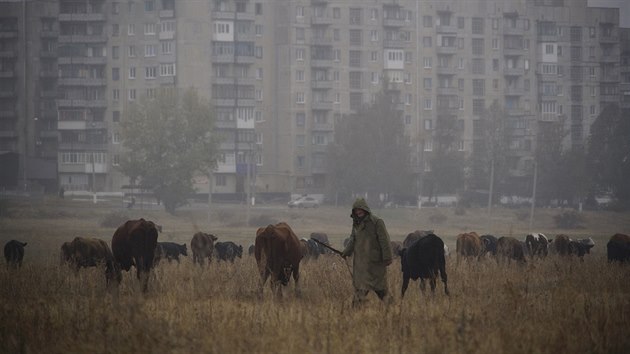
[[0, 0, 58, 192]]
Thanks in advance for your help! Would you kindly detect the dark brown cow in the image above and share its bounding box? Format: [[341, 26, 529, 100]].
[[390, 241, 403, 258], [4, 240, 27, 268], [525, 233, 550, 257], [255, 222, 303, 296], [456, 232, 482, 259], [111, 218, 159, 292], [551, 234, 572, 256], [403, 230, 433, 248], [496, 237, 527, 264], [607, 233, 630, 263], [191, 232, 218, 265], [61, 237, 120, 284]]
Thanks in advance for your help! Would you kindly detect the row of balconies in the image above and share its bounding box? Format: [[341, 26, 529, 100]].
[[211, 53, 256, 64], [58, 77, 106, 86], [58, 34, 107, 43], [211, 11, 255, 22], [56, 99, 107, 108], [58, 13, 105, 22], [58, 56, 107, 65], [58, 120, 107, 131]]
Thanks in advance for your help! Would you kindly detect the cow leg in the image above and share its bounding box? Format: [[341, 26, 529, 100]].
[[401, 274, 410, 298], [419, 279, 427, 293], [292, 264, 301, 297], [429, 277, 437, 294]]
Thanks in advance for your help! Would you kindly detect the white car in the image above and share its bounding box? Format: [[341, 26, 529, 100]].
[[288, 196, 320, 208]]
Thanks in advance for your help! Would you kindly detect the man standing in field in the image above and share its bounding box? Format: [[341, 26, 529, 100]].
[[341, 197, 393, 306]]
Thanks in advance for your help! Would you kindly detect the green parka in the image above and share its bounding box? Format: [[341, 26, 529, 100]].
[[341, 198, 393, 292]]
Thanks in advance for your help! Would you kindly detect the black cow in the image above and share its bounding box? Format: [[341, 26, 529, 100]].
[[479, 234, 498, 257], [215, 241, 243, 263], [399, 233, 449, 297], [607, 233, 630, 263], [248, 244, 255, 256], [301, 238, 326, 259], [4, 240, 27, 268], [403, 230, 434, 248], [154, 242, 187, 264]]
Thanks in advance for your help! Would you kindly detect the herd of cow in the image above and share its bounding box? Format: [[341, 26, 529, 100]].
[[3, 217, 630, 298]]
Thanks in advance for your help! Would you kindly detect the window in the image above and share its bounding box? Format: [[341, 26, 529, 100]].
[[112, 24, 119, 36], [112, 2, 120, 14], [471, 59, 485, 74], [349, 72, 362, 89], [334, 49, 341, 61], [295, 48, 304, 61], [144, 23, 156, 35], [370, 30, 378, 42], [458, 79, 464, 90], [112, 46, 119, 59], [161, 41, 173, 54], [472, 79, 485, 96], [349, 30, 362, 46], [296, 70, 304, 82], [423, 78, 432, 90], [424, 119, 433, 131], [349, 51, 361, 67], [145, 66, 157, 79], [423, 16, 432, 28], [423, 140, 433, 151], [129, 67, 136, 79], [472, 38, 484, 55], [333, 7, 340, 19], [424, 98, 432, 110], [296, 27, 305, 41], [457, 140, 465, 151], [128, 45, 136, 57], [112, 132, 120, 144], [473, 99, 485, 115], [296, 112, 305, 126], [370, 8, 378, 21], [215, 175, 226, 187], [296, 92, 305, 103], [128, 89, 136, 101], [144, 0, 154, 11], [128, 24, 135, 36], [545, 44, 554, 54], [255, 24, 263, 36], [112, 89, 120, 101], [423, 57, 432, 68], [112, 111, 120, 122], [349, 8, 362, 25], [144, 44, 156, 57], [492, 38, 499, 50], [457, 17, 465, 29], [255, 3, 262, 15], [472, 17, 484, 34], [160, 63, 175, 76], [256, 89, 263, 101], [296, 6, 304, 18]]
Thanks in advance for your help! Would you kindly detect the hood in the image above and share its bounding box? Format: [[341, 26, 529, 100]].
[[351, 197, 372, 215]]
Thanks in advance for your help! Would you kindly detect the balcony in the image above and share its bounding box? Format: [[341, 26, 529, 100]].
[[504, 47, 526, 56], [538, 34, 557, 42], [0, 71, 15, 78], [311, 101, 333, 110], [39, 70, 58, 78], [212, 76, 256, 86], [58, 162, 108, 174], [40, 90, 58, 99], [215, 120, 237, 129], [59, 121, 107, 130], [600, 54, 619, 63], [436, 25, 457, 34], [436, 66, 457, 75], [214, 98, 255, 107], [600, 94, 618, 103], [58, 13, 105, 22], [436, 87, 458, 95], [505, 86, 525, 96], [599, 35, 618, 44], [503, 26, 524, 36], [58, 34, 108, 43], [0, 50, 16, 58], [311, 144, 328, 153], [383, 18, 407, 28], [0, 109, 16, 118], [40, 30, 59, 38], [383, 39, 407, 48], [56, 99, 107, 108], [506, 108, 526, 116], [311, 80, 333, 89], [58, 142, 108, 151], [311, 36, 333, 46], [504, 67, 525, 76], [540, 113, 559, 122], [436, 46, 457, 55], [58, 78, 106, 86], [311, 16, 334, 26], [58, 56, 107, 65], [215, 162, 236, 174], [160, 76, 175, 84], [311, 58, 333, 67], [159, 31, 175, 40], [159, 9, 175, 18], [40, 51, 57, 58], [0, 30, 18, 39], [312, 122, 334, 131]]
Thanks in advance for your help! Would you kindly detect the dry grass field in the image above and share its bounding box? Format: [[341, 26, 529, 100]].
[[1, 197, 630, 354]]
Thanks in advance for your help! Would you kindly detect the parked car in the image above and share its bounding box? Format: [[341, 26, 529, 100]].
[[288, 196, 320, 208]]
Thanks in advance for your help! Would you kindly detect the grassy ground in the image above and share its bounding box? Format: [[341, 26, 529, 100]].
[[1, 197, 630, 353]]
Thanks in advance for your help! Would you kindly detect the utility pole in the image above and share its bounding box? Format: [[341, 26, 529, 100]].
[[487, 158, 495, 222], [528, 160, 538, 231]]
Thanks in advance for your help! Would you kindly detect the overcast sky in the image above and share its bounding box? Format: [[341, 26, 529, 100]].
[[588, 0, 630, 28]]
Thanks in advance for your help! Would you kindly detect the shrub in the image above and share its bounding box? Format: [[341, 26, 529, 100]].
[[429, 213, 448, 224], [553, 209, 585, 229], [100, 211, 131, 228]]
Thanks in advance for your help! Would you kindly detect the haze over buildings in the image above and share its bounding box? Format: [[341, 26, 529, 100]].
[[0, 0, 628, 201]]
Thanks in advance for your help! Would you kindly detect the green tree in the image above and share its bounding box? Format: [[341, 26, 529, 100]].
[[425, 109, 464, 199], [329, 86, 413, 202], [588, 104, 630, 206], [119, 89, 218, 214]]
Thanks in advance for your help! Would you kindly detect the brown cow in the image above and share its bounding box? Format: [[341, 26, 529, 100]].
[[456, 232, 482, 260], [191, 232, 218, 265], [403, 230, 433, 248], [496, 236, 527, 264], [551, 234, 572, 256], [111, 218, 159, 292], [255, 222, 303, 296], [607, 233, 630, 263], [61, 237, 120, 284]]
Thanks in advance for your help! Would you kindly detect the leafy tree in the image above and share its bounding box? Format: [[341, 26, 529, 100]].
[[425, 108, 464, 199], [119, 89, 219, 214], [329, 85, 413, 202], [588, 104, 630, 206], [468, 102, 509, 197]]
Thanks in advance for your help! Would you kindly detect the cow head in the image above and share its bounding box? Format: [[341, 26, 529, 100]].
[[279, 263, 293, 286], [236, 245, 243, 258], [179, 243, 188, 256]]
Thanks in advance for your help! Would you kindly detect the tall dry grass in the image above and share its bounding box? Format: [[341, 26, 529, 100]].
[[1, 198, 630, 353]]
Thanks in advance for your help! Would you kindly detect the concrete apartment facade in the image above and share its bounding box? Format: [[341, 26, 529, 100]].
[[0, 0, 624, 201]]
